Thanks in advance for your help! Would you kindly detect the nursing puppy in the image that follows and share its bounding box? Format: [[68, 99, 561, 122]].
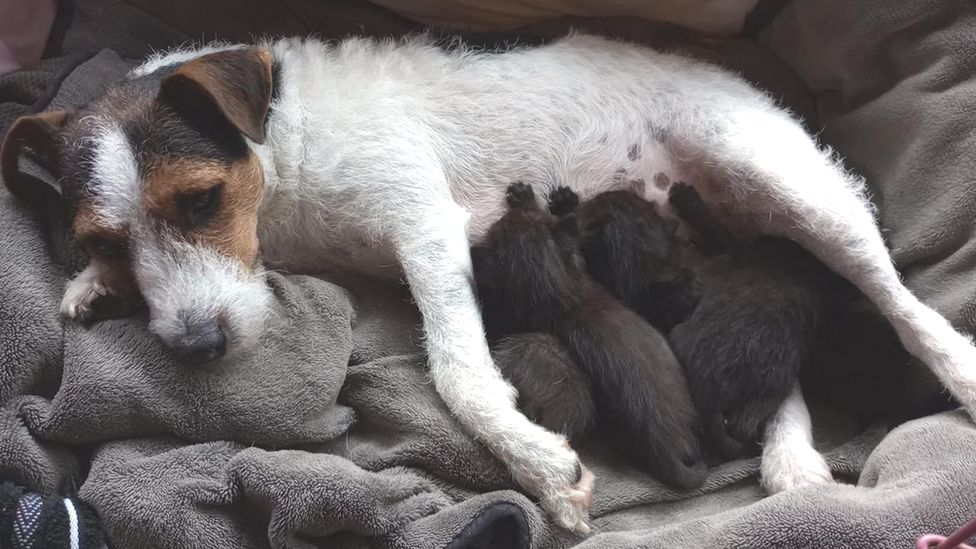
[[491, 333, 597, 442], [5, 33, 976, 529], [565, 183, 844, 460], [473, 182, 706, 489]]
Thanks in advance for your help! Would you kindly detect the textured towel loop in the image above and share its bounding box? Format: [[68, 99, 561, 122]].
[[917, 515, 976, 549]]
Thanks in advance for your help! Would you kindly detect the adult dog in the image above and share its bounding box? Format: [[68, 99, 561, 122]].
[[4, 34, 975, 533]]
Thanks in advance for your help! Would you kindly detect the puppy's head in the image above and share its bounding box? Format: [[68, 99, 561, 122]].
[[2, 47, 275, 364]]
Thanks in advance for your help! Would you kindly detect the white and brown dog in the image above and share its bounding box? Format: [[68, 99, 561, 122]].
[[4, 34, 976, 533]]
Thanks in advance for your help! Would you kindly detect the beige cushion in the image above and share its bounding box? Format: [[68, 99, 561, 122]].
[[368, 0, 759, 36]]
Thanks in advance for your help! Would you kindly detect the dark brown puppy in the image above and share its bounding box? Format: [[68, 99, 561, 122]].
[[563, 182, 843, 460], [472, 182, 706, 489], [492, 333, 597, 441]]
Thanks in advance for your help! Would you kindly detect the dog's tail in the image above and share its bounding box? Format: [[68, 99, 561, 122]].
[[558, 293, 707, 490]]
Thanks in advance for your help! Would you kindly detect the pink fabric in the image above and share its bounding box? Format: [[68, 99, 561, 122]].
[[0, 0, 57, 76]]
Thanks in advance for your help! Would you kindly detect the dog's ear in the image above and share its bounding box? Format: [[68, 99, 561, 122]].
[[160, 48, 273, 144], [2, 110, 68, 207]]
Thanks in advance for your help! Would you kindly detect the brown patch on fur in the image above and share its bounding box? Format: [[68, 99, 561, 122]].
[[160, 48, 273, 143], [1, 111, 67, 206], [71, 202, 138, 302], [145, 153, 264, 268], [653, 172, 671, 190]]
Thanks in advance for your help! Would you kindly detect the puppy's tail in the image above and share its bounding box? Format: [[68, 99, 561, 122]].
[[559, 298, 707, 490]]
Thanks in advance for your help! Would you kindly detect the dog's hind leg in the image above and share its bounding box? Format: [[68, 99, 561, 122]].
[[394, 198, 593, 533], [760, 383, 831, 492], [689, 105, 976, 491]]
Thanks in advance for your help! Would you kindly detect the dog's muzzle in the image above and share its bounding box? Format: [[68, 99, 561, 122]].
[[167, 318, 227, 365]]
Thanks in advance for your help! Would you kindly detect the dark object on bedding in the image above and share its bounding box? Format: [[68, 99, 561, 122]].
[[492, 333, 596, 441], [472, 182, 706, 490], [0, 480, 111, 549]]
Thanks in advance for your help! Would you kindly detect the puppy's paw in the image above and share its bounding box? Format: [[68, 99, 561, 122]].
[[506, 182, 537, 209], [667, 180, 697, 204], [548, 186, 579, 217], [509, 433, 593, 535], [760, 438, 833, 494]]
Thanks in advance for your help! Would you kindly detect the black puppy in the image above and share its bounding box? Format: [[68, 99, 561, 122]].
[[492, 333, 597, 441], [564, 182, 843, 459], [472, 182, 706, 489]]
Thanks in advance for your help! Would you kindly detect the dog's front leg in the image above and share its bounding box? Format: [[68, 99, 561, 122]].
[[394, 201, 594, 533]]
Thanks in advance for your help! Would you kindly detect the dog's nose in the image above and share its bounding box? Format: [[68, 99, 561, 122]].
[[170, 320, 227, 365]]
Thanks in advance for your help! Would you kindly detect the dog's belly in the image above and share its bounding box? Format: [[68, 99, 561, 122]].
[[457, 141, 724, 244]]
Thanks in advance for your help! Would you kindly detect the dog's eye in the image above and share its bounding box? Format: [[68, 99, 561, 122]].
[[88, 238, 126, 260], [179, 184, 222, 226]]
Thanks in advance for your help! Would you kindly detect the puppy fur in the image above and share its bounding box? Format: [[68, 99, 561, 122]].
[[7, 33, 976, 527], [805, 295, 958, 426], [473, 183, 706, 490], [565, 182, 844, 460], [492, 333, 596, 442]]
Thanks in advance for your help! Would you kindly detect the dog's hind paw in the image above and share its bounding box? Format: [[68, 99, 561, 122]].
[[505, 182, 537, 209], [760, 439, 833, 494], [548, 186, 579, 217]]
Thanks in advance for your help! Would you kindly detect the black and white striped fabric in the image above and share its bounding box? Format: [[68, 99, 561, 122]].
[[1, 481, 109, 549]]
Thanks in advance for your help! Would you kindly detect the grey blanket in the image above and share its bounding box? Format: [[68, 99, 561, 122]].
[[2, 0, 976, 547]]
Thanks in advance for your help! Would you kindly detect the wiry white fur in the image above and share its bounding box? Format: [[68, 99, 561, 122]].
[[760, 384, 833, 493], [134, 233, 272, 353], [90, 32, 976, 530], [88, 120, 140, 229], [130, 42, 244, 78]]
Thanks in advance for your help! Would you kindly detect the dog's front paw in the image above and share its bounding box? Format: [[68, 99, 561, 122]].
[[760, 438, 833, 494], [509, 435, 594, 534], [60, 265, 137, 322], [505, 182, 537, 209], [548, 186, 579, 217]]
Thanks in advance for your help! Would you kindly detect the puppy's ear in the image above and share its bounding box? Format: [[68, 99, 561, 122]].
[[2, 110, 68, 207], [160, 48, 273, 144]]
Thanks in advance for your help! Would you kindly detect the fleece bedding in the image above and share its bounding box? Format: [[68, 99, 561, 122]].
[[1, 0, 976, 547]]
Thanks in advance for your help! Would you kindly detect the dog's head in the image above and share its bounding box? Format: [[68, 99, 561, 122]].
[[2, 47, 276, 364]]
